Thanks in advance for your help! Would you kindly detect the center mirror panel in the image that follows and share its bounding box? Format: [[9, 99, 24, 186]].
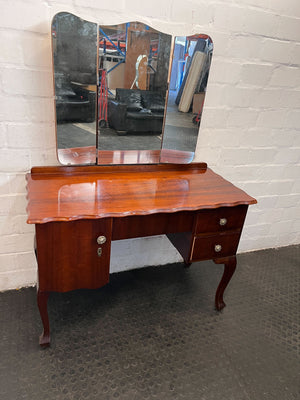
[[97, 22, 172, 165]]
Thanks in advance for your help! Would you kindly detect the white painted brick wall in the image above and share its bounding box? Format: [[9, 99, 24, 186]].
[[0, 0, 299, 290], [240, 63, 273, 86], [270, 66, 300, 87]]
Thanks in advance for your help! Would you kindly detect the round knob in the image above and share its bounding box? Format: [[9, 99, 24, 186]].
[[97, 235, 106, 245], [214, 244, 222, 253], [219, 218, 227, 226]]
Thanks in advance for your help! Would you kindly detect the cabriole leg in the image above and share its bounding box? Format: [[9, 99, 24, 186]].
[[37, 290, 50, 347], [213, 256, 237, 311]]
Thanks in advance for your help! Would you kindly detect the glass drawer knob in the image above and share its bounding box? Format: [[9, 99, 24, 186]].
[[214, 244, 222, 252], [97, 236, 106, 245], [219, 218, 227, 226]]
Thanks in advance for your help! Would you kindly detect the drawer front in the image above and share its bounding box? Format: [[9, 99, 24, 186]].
[[191, 231, 241, 261], [112, 211, 195, 240], [195, 205, 248, 234]]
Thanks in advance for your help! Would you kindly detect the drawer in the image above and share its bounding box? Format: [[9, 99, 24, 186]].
[[191, 231, 241, 261], [112, 211, 194, 240], [195, 205, 247, 234]]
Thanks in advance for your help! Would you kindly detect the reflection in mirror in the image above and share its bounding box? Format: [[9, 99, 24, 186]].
[[161, 35, 213, 163], [52, 12, 98, 165], [52, 12, 213, 165], [97, 22, 172, 164]]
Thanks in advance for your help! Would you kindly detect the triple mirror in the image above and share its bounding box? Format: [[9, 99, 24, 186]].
[[52, 12, 213, 165]]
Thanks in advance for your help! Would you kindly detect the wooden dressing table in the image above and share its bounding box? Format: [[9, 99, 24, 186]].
[[30, 14, 257, 347], [26, 162, 256, 347]]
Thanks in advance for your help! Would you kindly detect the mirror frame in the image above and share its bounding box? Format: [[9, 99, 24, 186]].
[[52, 13, 212, 166]]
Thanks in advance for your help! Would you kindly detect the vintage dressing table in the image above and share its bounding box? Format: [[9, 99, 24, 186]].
[[26, 14, 256, 346]]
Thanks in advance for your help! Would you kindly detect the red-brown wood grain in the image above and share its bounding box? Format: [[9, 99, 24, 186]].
[[26, 164, 256, 224], [194, 205, 248, 234], [27, 163, 257, 347], [191, 231, 242, 261], [36, 218, 112, 292], [213, 256, 237, 310], [166, 232, 194, 263], [112, 211, 195, 240]]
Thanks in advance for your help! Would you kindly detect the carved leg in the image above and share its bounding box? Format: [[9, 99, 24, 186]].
[[37, 290, 50, 347], [213, 256, 237, 311]]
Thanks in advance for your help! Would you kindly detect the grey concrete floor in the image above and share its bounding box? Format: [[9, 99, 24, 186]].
[[0, 245, 299, 399]]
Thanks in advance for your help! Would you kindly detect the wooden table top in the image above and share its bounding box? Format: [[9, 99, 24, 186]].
[[26, 163, 257, 224]]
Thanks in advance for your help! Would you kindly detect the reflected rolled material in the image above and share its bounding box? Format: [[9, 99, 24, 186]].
[[162, 35, 213, 158]]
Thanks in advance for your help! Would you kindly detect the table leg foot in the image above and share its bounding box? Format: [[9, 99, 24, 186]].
[[37, 290, 50, 347], [213, 256, 237, 311], [39, 332, 50, 348]]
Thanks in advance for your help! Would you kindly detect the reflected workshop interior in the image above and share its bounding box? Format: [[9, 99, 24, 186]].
[[52, 13, 213, 164]]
